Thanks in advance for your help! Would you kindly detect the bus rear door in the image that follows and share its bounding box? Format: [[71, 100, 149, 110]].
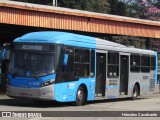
[[96, 52, 106, 97], [120, 55, 129, 95]]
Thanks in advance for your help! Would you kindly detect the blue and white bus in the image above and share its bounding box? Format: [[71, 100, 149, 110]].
[[7, 31, 158, 105]]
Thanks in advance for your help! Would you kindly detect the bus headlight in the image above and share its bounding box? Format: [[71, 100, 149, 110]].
[[41, 79, 55, 87]]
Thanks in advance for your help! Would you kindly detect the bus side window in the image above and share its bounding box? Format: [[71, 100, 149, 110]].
[[74, 48, 90, 77], [151, 56, 156, 70], [141, 55, 150, 72], [62, 47, 74, 73], [130, 54, 140, 72], [107, 52, 119, 77]]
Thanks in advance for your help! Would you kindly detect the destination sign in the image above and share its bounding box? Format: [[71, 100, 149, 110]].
[[13, 44, 55, 52], [22, 45, 43, 51]]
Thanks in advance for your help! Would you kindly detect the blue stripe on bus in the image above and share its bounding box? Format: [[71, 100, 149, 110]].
[[106, 86, 133, 89], [8, 74, 56, 88], [155, 52, 158, 85]]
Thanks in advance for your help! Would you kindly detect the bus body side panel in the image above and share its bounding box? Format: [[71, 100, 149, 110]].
[[129, 73, 150, 95], [54, 78, 96, 102], [105, 86, 120, 99]]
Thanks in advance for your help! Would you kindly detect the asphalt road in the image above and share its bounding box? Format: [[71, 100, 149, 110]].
[[0, 93, 160, 120]]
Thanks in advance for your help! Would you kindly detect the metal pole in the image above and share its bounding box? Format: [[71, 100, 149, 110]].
[[53, 0, 57, 6], [56, 0, 57, 6], [53, 0, 55, 6]]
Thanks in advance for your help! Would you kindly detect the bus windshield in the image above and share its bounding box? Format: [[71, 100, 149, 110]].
[[9, 52, 55, 77]]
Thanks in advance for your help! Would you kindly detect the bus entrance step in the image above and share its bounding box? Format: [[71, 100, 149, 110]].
[[95, 93, 102, 97], [120, 92, 125, 95]]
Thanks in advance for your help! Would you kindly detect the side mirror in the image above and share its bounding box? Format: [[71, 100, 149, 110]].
[[1, 49, 6, 60], [63, 54, 68, 65]]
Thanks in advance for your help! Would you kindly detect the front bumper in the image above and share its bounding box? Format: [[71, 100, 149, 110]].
[[7, 85, 54, 100]]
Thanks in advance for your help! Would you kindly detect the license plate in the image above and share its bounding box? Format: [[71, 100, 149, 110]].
[[20, 93, 28, 97]]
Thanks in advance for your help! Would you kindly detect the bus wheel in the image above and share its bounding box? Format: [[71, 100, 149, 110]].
[[75, 86, 86, 106], [132, 84, 138, 100]]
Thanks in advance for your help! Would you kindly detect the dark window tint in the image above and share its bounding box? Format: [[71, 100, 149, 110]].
[[74, 48, 90, 77], [62, 47, 74, 73], [141, 55, 150, 72], [108, 52, 119, 77], [151, 56, 156, 70], [75, 63, 89, 77], [108, 52, 119, 64], [75, 49, 89, 63], [130, 54, 140, 72]]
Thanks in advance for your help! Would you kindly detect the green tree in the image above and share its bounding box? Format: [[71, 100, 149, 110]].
[[58, 0, 110, 13], [115, 2, 127, 16], [89, 0, 110, 13], [108, 0, 119, 15], [124, 0, 160, 21], [155, 0, 160, 8], [12, 0, 110, 13], [108, 0, 127, 16]]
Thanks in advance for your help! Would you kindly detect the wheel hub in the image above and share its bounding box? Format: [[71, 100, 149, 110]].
[[133, 89, 137, 97], [77, 90, 83, 101]]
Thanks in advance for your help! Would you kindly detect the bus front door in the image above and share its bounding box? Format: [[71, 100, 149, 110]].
[[96, 53, 106, 97], [120, 55, 129, 95]]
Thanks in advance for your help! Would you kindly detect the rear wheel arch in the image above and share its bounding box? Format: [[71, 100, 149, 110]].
[[135, 82, 140, 95]]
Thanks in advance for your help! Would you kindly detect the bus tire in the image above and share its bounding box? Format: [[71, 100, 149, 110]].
[[131, 84, 138, 100], [75, 86, 86, 106]]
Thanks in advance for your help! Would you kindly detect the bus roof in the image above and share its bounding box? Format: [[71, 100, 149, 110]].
[[14, 31, 155, 55], [14, 31, 96, 48], [14, 31, 95, 43]]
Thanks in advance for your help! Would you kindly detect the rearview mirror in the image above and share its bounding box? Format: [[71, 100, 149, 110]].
[[63, 54, 68, 65]]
